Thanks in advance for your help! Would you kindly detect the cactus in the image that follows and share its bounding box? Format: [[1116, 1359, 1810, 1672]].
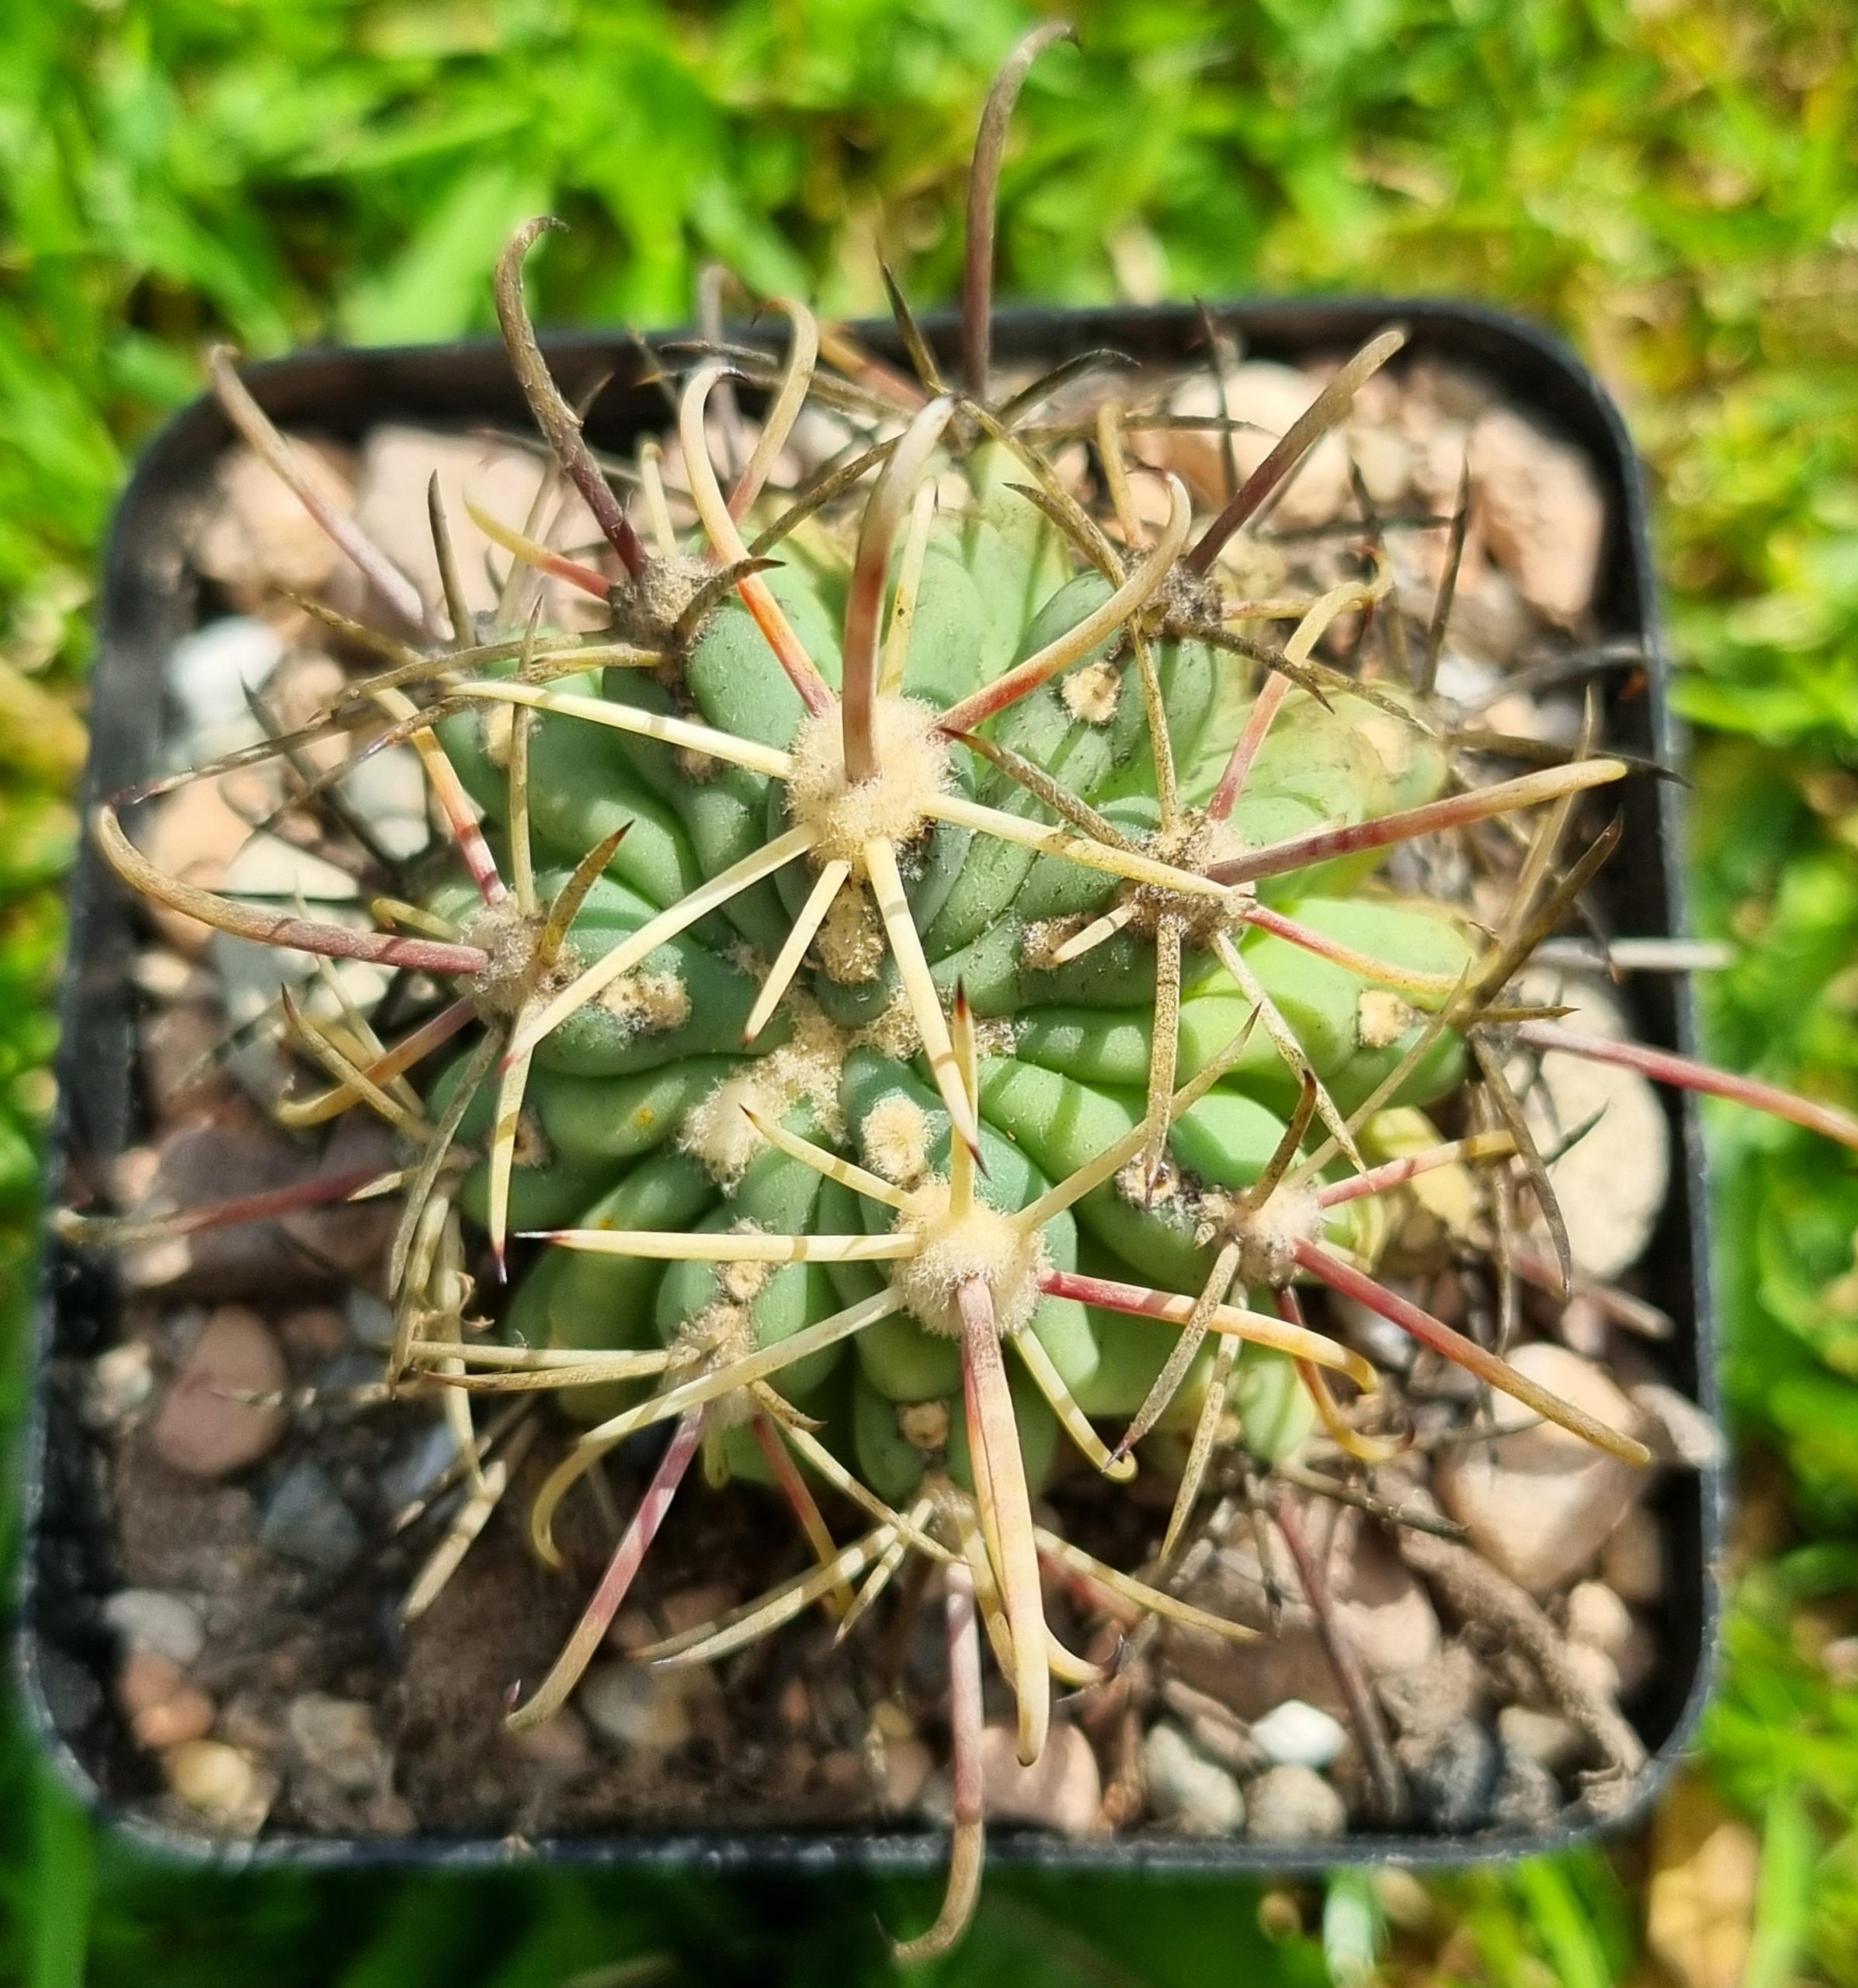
[[68, 21, 1858, 1960]]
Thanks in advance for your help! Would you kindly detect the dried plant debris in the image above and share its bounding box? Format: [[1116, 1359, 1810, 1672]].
[[47, 23, 1854, 1958]]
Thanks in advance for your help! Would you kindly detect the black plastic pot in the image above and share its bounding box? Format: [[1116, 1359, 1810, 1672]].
[[22, 299, 1720, 1874]]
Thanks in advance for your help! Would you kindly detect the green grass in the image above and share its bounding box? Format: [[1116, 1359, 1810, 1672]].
[[4, 2, 1856, 1979]]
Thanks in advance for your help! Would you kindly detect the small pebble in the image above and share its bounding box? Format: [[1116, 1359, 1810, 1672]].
[[1467, 406, 1604, 627], [1335, 1531, 1442, 1678], [1142, 1723, 1245, 1836], [1525, 1020, 1668, 1281], [102, 1589, 205, 1666], [1245, 1765, 1346, 1844], [164, 1738, 271, 1833], [656, 1584, 737, 1638], [1556, 1295, 1610, 1359], [1489, 1744, 1562, 1830], [379, 1418, 464, 1516], [1332, 1295, 1415, 1375], [878, 1736, 935, 1814], [87, 1342, 155, 1425], [817, 1750, 866, 1798], [1497, 1705, 1581, 1774], [344, 1288, 396, 1351], [1614, 1618, 1659, 1697], [335, 746, 430, 860], [1564, 1640, 1620, 1705], [1565, 1580, 1633, 1660], [116, 1651, 186, 1719], [194, 443, 350, 613], [258, 1462, 363, 1575], [132, 1685, 216, 1750], [152, 1307, 287, 1478], [606, 1607, 658, 1656], [1157, 1680, 1259, 1774], [1599, 1507, 1664, 1607], [1250, 1700, 1348, 1771], [278, 1306, 349, 1361], [1434, 1343, 1644, 1593], [1405, 1719, 1499, 1831], [978, 1721, 1102, 1836], [581, 1664, 700, 1752], [1629, 1382, 1724, 1469], [286, 1694, 387, 1794], [509, 1706, 592, 1774]]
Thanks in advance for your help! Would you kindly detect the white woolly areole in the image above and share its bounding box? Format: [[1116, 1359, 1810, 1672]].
[[860, 1094, 933, 1187], [599, 968, 691, 1033], [1356, 989, 1415, 1051], [1061, 660, 1121, 725], [784, 694, 952, 873], [1204, 1178, 1326, 1288], [890, 1180, 1048, 1340], [669, 1297, 759, 1426], [678, 999, 848, 1183]]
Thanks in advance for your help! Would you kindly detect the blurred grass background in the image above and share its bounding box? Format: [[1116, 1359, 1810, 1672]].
[[2, 2, 1856, 1981]]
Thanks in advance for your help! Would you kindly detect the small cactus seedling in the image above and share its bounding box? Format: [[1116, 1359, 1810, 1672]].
[[69, 22, 1858, 1958]]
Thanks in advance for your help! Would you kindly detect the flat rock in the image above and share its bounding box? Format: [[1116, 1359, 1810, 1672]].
[[1160, 363, 1353, 528], [194, 442, 352, 613], [1433, 1343, 1644, 1594], [1467, 407, 1604, 626], [1523, 1024, 1669, 1283], [1333, 1524, 1442, 1677], [978, 1720, 1102, 1836], [152, 1307, 287, 1477], [137, 778, 259, 955]]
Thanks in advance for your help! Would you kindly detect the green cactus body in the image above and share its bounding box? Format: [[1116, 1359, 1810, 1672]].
[[425, 443, 1446, 1510]]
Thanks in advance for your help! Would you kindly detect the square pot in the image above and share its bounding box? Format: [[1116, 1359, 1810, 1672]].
[[22, 298, 1720, 1873]]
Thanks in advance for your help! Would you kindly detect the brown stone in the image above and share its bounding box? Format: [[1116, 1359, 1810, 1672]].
[[978, 1720, 1103, 1836], [152, 1306, 287, 1477], [132, 1685, 217, 1750], [1433, 1343, 1644, 1594]]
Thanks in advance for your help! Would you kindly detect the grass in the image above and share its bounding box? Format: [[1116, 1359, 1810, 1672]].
[[3, 0, 1857, 1979]]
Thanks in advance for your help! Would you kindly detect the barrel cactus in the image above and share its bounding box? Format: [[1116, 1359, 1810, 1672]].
[[75, 22, 1858, 1958]]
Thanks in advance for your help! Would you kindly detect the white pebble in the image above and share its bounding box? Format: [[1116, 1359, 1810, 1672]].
[[102, 1590, 204, 1667], [167, 618, 283, 754], [1250, 1699, 1348, 1771]]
